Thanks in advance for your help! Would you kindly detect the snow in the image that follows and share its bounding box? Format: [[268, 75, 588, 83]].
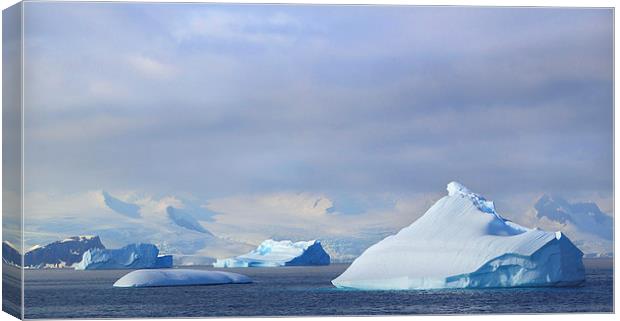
[[332, 182, 585, 290], [166, 206, 211, 234], [103, 191, 141, 218], [213, 239, 330, 267], [62, 235, 97, 243], [113, 269, 252, 287], [533, 194, 612, 257], [24, 235, 105, 268], [74, 243, 173, 270]]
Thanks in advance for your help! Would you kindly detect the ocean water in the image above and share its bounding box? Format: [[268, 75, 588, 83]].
[[19, 263, 613, 318]]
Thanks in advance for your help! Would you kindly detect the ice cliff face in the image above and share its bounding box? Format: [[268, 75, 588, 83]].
[[332, 182, 585, 290], [24, 236, 105, 268], [213, 239, 330, 267], [75, 243, 172, 270]]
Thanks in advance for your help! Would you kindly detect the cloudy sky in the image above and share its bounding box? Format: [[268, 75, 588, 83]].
[[17, 3, 613, 255]]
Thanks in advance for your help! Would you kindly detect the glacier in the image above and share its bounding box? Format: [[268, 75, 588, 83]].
[[332, 182, 585, 290], [113, 269, 252, 287], [75, 243, 173, 270], [213, 239, 330, 267]]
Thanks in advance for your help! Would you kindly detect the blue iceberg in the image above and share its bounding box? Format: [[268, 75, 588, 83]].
[[75, 243, 172, 270], [213, 239, 330, 267]]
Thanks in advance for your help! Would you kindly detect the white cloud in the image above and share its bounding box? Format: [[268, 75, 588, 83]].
[[126, 54, 176, 79]]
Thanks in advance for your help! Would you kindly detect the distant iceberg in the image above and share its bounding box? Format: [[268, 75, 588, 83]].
[[75, 243, 172, 270], [332, 182, 585, 290], [113, 269, 252, 287], [23, 236, 105, 268], [213, 239, 330, 267]]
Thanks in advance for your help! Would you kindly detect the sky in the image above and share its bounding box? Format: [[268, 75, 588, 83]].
[[14, 3, 613, 256]]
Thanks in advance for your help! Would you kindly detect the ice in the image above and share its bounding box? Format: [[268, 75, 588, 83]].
[[24, 235, 105, 268], [213, 239, 330, 267], [75, 243, 173, 270], [332, 182, 585, 290], [113, 269, 252, 287]]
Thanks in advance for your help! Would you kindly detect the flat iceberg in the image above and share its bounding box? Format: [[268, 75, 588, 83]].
[[113, 269, 252, 287], [332, 182, 585, 290], [213, 239, 330, 267], [75, 243, 173, 270]]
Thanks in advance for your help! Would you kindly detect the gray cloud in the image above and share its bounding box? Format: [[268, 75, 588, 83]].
[[21, 4, 612, 217]]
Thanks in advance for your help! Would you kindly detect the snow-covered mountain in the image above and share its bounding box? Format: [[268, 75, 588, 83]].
[[24, 191, 254, 262], [166, 206, 212, 235], [214, 239, 330, 267], [24, 236, 105, 268], [103, 191, 141, 218], [531, 194, 612, 258], [2, 241, 21, 266], [332, 182, 585, 290]]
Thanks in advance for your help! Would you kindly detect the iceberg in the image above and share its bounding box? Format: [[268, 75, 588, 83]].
[[113, 269, 252, 287], [75, 243, 173, 270], [213, 239, 330, 267], [24, 236, 105, 268], [332, 182, 585, 290]]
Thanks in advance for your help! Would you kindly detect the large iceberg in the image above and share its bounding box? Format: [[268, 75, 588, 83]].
[[213, 239, 330, 267], [332, 182, 585, 290], [113, 269, 252, 287], [75, 243, 172, 270]]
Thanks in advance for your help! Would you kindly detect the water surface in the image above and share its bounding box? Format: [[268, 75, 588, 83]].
[[21, 263, 613, 318]]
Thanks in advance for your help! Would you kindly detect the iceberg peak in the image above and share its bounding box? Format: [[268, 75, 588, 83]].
[[446, 181, 496, 215], [446, 181, 471, 196]]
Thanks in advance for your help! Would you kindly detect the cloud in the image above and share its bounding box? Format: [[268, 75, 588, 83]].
[[171, 10, 301, 45], [203, 191, 437, 245], [19, 4, 613, 252], [126, 54, 176, 79]]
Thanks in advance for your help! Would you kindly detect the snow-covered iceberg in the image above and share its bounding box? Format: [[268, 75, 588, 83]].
[[332, 182, 585, 290], [24, 236, 105, 268], [75, 243, 172, 270], [213, 239, 330, 267], [113, 269, 252, 287]]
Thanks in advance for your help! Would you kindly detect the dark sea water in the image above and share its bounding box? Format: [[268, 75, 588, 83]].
[[19, 262, 613, 319]]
